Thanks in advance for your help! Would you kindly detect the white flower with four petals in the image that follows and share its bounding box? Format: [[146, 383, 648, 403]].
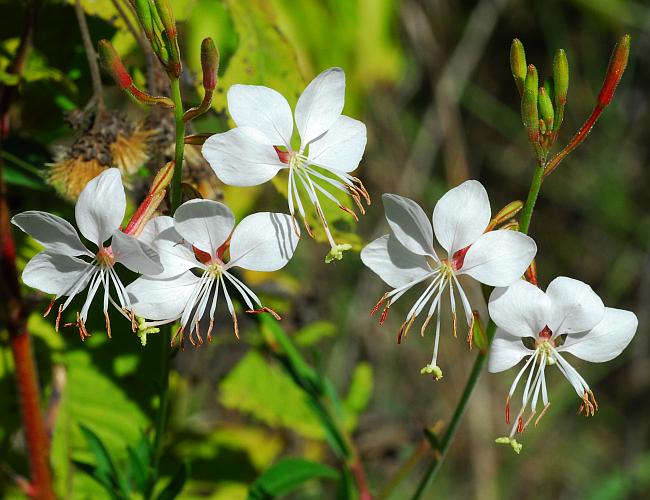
[[201, 67, 369, 263], [361, 180, 537, 379], [126, 200, 299, 347], [488, 277, 637, 452], [12, 168, 163, 338]]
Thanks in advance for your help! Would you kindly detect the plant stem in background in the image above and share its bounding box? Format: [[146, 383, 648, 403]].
[[0, 2, 54, 497], [170, 77, 185, 211], [74, 0, 105, 121], [149, 75, 185, 496]]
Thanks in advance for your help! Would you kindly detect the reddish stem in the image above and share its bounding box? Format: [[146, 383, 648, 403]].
[[1, 165, 55, 499], [0, 1, 55, 496], [350, 457, 373, 500]]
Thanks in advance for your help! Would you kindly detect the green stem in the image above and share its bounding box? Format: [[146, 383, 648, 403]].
[[411, 322, 497, 499], [411, 161, 545, 499], [148, 77, 184, 497], [170, 77, 185, 211], [518, 161, 545, 235]]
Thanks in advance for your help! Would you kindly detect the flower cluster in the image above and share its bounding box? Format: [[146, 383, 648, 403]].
[[359, 180, 637, 450], [13, 168, 298, 347], [13, 62, 638, 452]]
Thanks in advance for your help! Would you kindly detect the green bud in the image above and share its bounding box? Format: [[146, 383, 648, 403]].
[[521, 64, 539, 143], [544, 79, 554, 104], [154, 0, 181, 76], [134, 0, 154, 40], [552, 49, 568, 132], [510, 39, 527, 95], [538, 87, 554, 131]]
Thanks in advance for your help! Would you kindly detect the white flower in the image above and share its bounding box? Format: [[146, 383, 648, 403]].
[[360, 180, 537, 379], [488, 277, 637, 450], [126, 200, 299, 347], [201, 67, 369, 262], [11, 168, 163, 339]]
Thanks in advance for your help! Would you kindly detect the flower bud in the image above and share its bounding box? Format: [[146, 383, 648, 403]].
[[486, 200, 523, 231], [98, 39, 174, 108], [598, 34, 630, 107], [552, 49, 568, 131], [538, 87, 554, 131], [154, 0, 181, 77], [510, 39, 527, 95], [201, 37, 219, 91], [123, 161, 175, 236], [134, 0, 154, 41], [521, 64, 539, 143]]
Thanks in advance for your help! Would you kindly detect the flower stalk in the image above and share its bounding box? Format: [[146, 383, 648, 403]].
[[410, 34, 631, 499]]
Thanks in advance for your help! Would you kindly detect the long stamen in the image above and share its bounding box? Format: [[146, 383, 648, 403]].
[[220, 277, 239, 339]]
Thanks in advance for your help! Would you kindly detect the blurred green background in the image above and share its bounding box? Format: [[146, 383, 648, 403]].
[[1, 0, 648, 498]]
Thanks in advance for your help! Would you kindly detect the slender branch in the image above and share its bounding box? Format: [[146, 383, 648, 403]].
[[74, 0, 105, 121], [169, 77, 185, 211], [411, 322, 497, 499], [148, 76, 185, 498], [377, 439, 428, 500], [0, 2, 54, 498], [518, 162, 545, 234]]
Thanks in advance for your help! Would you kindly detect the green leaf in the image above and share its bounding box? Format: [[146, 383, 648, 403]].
[[126, 442, 149, 493], [2, 163, 46, 190], [218, 350, 325, 439], [343, 362, 373, 418], [248, 458, 339, 499], [294, 321, 337, 347], [77, 425, 129, 498], [156, 460, 190, 500], [213, 0, 305, 113]]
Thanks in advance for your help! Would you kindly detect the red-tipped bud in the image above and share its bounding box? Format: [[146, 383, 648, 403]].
[[123, 161, 175, 236], [510, 39, 527, 95], [98, 39, 132, 89], [598, 34, 630, 107], [486, 200, 524, 230], [182, 38, 220, 122], [98, 39, 174, 108], [521, 64, 539, 143], [201, 37, 219, 91]]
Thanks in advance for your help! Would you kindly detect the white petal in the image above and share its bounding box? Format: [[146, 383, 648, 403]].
[[111, 230, 163, 275], [488, 280, 550, 338], [139, 216, 174, 246], [11, 211, 91, 257], [308, 115, 366, 173], [227, 84, 294, 147], [228, 212, 299, 272], [142, 217, 198, 279], [295, 67, 345, 147], [360, 234, 432, 288], [126, 272, 200, 321], [546, 276, 605, 334], [174, 199, 235, 255], [75, 168, 125, 246], [202, 127, 285, 187], [22, 251, 93, 296], [382, 194, 436, 257], [560, 307, 637, 362], [432, 180, 491, 256], [488, 331, 532, 373], [459, 230, 537, 287]]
